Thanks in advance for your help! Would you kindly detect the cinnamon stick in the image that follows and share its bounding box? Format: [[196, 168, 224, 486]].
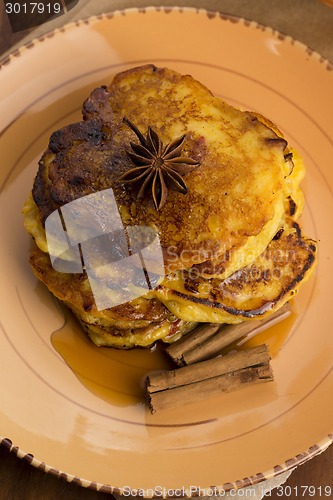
[[166, 303, 290, 366], [146, 344, 273, 413], [149, 344, 270, 391], [164, 322, 221, 366]]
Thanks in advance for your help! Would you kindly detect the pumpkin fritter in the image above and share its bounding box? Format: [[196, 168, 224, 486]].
[[23, 65, 317, 348], [30, 64, 290, 277], [153, 220, 316, 324], [29, 245, 197, 348]]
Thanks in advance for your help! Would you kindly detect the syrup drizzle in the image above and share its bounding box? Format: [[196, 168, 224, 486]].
[[51, 306, 296, 406], [51, 307, 173, 407]]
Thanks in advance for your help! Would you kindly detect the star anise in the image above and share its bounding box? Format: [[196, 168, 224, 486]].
[[118, 117, 200, 210]]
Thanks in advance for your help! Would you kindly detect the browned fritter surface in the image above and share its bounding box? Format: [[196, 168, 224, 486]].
[[32, 64, 288, 274], [29, 245, 173, 330], [154, 220, 317, 322]]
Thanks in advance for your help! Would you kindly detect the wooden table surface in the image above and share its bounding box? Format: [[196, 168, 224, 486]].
[[1, 0, 333, 498]]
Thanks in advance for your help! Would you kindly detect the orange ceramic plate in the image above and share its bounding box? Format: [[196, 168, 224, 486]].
[[0, 7, 332, 495]]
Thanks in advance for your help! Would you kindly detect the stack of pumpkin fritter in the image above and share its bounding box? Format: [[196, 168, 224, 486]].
[[23, 65, 317, 348]]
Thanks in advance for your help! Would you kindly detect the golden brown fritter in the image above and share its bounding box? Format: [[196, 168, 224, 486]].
[[23, 65, 317, 349], [30, 245, 171, 329], [31, 64, 290, 277], [153, 220, 317, 323], [29, 244, 197, 348]]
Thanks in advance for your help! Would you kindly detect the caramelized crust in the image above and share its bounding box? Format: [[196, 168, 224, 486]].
[[154, 220, 317, 323], [24, 65, 317, 348], [29, 245, 172, 330], [28, 244, 200, 348], [32, 65, 289, 275]]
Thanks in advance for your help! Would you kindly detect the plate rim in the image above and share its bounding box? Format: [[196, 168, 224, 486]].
[[1, 433, 332, 495], [1, 6, 332, 496], [1, 6, 332, 70]]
